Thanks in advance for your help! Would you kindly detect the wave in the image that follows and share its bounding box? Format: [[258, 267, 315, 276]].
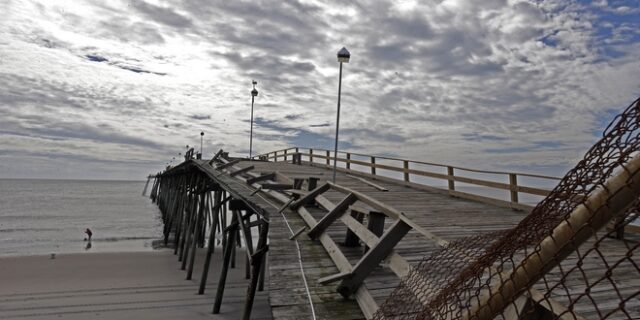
[[93, 236, 157, 242], [0, 228, 61, 233]]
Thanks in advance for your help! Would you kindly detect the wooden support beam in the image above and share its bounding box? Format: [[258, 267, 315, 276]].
[[289, 182, 330, 210], [186, 190, 206, 280], [343, 210, 364, 247], [216, 159, 241, 170], [230, 165, 254, 177], [208, 149, 223, 165], [261, 183, 294, 190], [198, 193, 227, 294], [318, 271, 351, 285], [213, 215, 238, 314], [308, 177, 319, 191], [337, 219, 412, 298], [307, 193, 358, 240], [229, 199, 251, 211], [246, 172, 276, 185], [364, 211, 385, 253]]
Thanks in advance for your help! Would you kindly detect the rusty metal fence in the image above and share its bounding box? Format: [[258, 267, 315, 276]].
[[373, 97, 640, 320]]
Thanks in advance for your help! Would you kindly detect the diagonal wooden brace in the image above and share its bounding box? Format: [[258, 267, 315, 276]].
[[230, 165, 254, 177], [261, 183, 294, 190], [336, 219, 412, 298], [216, 159, 241, 170], [246, 172, 276, 185], [307, 193, 358, 240], [208, 149, 223, 165], [250, 245, 269, 266], [289, 182, 330, 210]]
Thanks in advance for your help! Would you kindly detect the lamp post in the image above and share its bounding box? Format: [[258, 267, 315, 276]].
[[249, 80, 258, 160], [200, 131, 204, 156], [333, 47, 350, 183]]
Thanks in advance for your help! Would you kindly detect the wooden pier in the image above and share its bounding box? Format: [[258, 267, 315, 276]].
[[146, 97, 640, 320]]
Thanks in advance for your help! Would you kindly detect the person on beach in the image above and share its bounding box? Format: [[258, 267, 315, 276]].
[[84, 228, 92, 241]]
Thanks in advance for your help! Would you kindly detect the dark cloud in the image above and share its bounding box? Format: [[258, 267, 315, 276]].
[[284, 114, 303, 121], [251, 117, 355, 149], [98, 19, 165, 44], [462, 133, 508, 142], [0, 114, 163, 150], [190, 114, 211, 120], [85, 54, 108, 62], [114, 63, 166, 76], [131, 0, 193, 28]]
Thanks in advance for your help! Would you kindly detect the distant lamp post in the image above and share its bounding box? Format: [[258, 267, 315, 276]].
[[332, 47, 350, 183], [249, 80, 258, 160], [200, 131, 204, 156]]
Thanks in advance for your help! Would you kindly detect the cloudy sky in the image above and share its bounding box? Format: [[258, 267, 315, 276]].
[[0, 0, 639, 180]]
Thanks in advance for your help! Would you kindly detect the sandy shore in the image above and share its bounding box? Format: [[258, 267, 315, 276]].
[[0, 249, 271, 319]]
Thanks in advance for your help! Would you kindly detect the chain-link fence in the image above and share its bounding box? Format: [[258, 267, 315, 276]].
[[374, 98, 640, 320]]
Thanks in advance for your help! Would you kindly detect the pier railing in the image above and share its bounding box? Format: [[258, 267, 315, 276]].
[[254, 147, 561, 211]]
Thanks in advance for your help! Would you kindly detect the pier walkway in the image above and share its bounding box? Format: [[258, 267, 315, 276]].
[[146, 97, 640, 320]]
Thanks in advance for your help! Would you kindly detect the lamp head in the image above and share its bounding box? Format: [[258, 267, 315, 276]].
[[251, 88, 258, 97], [200, 131, 204, 136], [337, 47, 350, 63]]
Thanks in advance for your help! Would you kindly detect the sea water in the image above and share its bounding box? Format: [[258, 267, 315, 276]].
[[0, 179, 163, 257]]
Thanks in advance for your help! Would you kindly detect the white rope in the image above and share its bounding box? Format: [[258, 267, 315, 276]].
[[278, 209, 317, 320], [212, 161, 317, 319]]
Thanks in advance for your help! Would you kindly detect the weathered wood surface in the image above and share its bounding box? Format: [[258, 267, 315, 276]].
[[233, 159, 639, 319]]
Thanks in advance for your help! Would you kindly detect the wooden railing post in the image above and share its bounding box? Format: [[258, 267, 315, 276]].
[[274, 151, 278, 162], [371, 157, 376, 175], [346, 153, 351, 170], [509, 173, 519, 204], [447, 166, 455, 191], [309, 149, 314, 163], [326, 150, 331, 165], [284, 149, 288, 162], [403, 160, 410, 182]]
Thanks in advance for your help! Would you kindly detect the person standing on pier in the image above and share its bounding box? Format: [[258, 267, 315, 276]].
[[84, 228, 92, 241]]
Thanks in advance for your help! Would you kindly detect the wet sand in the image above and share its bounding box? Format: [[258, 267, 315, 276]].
[[0, 249, 272, 319]]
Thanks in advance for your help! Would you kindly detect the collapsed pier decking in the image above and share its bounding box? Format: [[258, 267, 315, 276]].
[[146, 98, 640, 320], [148, 150, 638, 319]]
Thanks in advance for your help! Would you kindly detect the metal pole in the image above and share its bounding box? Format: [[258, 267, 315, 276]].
[[250, 95, 254, 159], [332, 61, 343, 183], [200, 135, 203, 155]]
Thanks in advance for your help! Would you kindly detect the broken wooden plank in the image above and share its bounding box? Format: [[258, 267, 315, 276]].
[[307, 193, 358, 240], [230, 165, 255, 177]]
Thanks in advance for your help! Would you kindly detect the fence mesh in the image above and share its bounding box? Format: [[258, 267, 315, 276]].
[[373, 97, 640, 320]]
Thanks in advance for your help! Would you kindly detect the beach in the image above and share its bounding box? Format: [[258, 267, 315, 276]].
[[0, 179, 163, 257], [0, 249, 272, 319]]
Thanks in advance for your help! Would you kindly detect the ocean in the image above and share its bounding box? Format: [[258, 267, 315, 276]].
[[0, 179, 163, 257]]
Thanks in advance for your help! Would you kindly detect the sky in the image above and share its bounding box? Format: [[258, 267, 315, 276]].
[[0, 0, 639, 180]]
